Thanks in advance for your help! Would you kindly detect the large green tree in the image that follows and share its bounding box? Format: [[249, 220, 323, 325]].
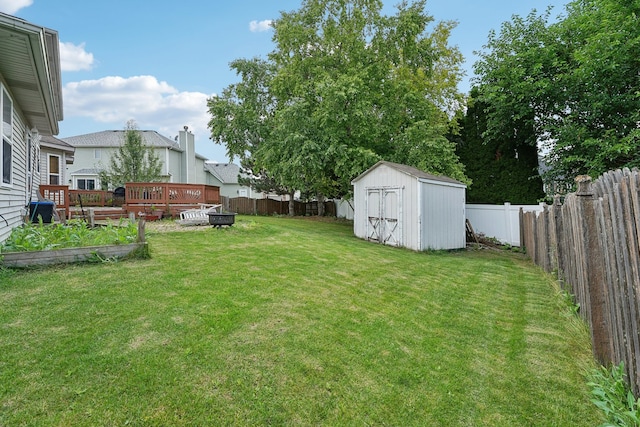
[[208, 0, 467, 209], [99, 120, 163, 188], [474, 0, 640, 193], [454, 87, 545, 204]]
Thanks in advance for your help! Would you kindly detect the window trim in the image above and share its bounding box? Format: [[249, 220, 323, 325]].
[[2, 88, 12, 139], [48, 153, 61, 185], [76, 178, 96, 190], [1, 87, 12, 186], [2, 137, 12, 185]]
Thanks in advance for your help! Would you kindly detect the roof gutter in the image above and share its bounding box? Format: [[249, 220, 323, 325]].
[[0, 12, 63, 135]]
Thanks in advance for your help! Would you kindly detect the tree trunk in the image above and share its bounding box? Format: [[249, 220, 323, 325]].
[[288, 191, 295, 216], [317, 193, 325, 216]]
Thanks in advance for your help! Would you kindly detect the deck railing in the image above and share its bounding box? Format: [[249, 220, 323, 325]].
[[69, 190, 113, 207], [125, 183, 220, 207], [39, 183, 220, 218], [39, 185, 69, 217]]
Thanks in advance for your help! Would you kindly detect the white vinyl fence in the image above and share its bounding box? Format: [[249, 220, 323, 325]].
[[465, 203, 545, 246], [336, 199, 354, 220]]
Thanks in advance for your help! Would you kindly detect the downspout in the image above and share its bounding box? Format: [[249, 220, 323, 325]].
[[165, 147, 170, 182]]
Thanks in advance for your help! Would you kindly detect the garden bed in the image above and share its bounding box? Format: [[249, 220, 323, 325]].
[[1, 242, 147, 268], [0, 219, 148, 268]]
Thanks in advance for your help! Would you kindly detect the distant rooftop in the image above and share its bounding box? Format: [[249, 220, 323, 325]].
[[63, 130, 182, 150], [40, 135, 74, 153], [205, 162, 243, 184]]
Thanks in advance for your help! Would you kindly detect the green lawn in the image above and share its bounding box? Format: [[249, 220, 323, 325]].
[[0, 216, 602, 426]]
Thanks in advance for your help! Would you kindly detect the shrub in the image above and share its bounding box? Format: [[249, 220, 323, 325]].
[[588, 362, 639, 427]]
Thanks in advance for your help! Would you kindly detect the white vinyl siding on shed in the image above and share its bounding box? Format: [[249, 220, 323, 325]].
[[419, 179, 466, 250], [352, 161, 466, 251]]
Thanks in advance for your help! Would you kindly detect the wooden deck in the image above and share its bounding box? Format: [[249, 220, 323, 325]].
[[40, 183, 220, 219]]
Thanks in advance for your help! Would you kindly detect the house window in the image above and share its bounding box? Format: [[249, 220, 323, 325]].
[[77, 179, 95, 190], [1, 88, 12, 185], [2, 138, 11, 184], [2, 89, 11, 139], [48, 154, 60, 185], [27, 134, 32, 172], [94, 148, 101, 159]]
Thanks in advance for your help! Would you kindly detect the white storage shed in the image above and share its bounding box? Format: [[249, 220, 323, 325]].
[[352, 161, 467, 251]]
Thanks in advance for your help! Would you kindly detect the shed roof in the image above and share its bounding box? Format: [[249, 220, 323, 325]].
[[351, 160, 466, 187]]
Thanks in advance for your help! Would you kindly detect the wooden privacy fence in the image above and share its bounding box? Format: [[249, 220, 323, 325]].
[[521, 169, 640, 396], [221, 197, 337, 217]]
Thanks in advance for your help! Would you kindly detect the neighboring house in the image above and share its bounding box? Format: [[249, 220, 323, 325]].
[[352, 161, 467, 251], [39, 135, 74, 186], [63, 127, 211, 189], [204, 162, 253, 198], [0, 13, 63, 243]]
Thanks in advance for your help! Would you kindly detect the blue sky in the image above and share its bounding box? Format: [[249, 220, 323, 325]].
[[1, 0, 566, 163]]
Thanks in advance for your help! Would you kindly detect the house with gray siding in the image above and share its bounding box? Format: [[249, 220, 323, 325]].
[[0, 13, 63, 243], [63, 127, 212, 189], [204, 162, 253, 198]]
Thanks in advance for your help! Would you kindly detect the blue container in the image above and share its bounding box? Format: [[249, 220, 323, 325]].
[[29, 200, 55, 223]]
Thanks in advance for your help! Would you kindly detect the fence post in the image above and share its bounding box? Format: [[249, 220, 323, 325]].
[[519, 207, 525, 250], [504, 203, 512, 245], [553, 195, 565, 287], [576, 175, 613, 365]]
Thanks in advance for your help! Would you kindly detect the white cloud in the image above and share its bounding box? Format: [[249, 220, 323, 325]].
[[59, 42, 94, 72], [63, 75, 214, 142], [249, 19, 272, 32], [0, 0, 32, 14]]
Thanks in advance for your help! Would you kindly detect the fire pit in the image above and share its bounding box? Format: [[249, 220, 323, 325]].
[[208, 212, 236, 228]]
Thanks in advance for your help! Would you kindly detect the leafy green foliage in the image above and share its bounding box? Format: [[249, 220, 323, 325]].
[[453, 88, 545, 204], [474, 0, 640, 193], [588, 362, 640, 427], [0, 219, 138, 253], [98, 120, 163, 188], [208, 0, 468, 202]]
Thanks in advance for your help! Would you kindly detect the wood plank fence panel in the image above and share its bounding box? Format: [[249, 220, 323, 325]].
[[521, 169, 640, 396], [221, 196, 338, 217]]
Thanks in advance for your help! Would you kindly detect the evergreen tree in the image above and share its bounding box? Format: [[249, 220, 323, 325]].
[[99, 120, 163, 188], [454, 88, 545, 204]]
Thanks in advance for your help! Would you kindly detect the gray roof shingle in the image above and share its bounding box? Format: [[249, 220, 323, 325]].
[[204, 162, 243, 184], [40, 135, 75, 152], [62, 130, 183, 151]]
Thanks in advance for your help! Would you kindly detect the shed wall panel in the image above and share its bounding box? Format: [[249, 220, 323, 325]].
[[421, 183, 466, 250]]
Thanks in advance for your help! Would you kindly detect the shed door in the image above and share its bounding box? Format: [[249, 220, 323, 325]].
[[366, 187, 402, 247]]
